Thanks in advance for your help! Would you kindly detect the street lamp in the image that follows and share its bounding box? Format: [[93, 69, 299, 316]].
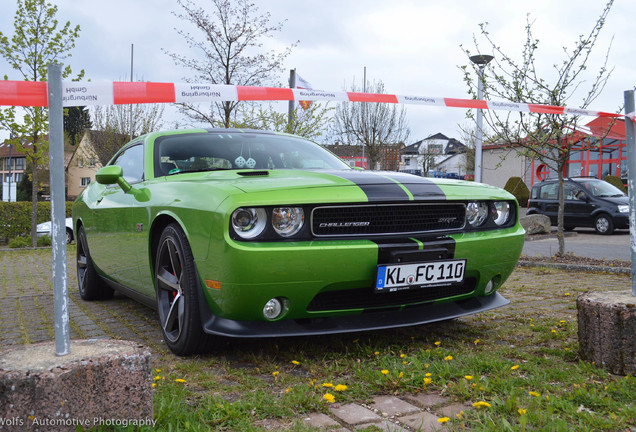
[[469, 54, 494, 183]]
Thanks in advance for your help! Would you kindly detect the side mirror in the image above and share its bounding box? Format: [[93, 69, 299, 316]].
[[95, 165, 132, 193]]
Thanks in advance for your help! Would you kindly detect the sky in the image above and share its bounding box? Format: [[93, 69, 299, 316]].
[[0, 0, 634, 144]]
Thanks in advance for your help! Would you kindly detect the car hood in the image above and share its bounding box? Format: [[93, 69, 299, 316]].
[[190, 169, 512, 202], [596, 195, 629, 205]]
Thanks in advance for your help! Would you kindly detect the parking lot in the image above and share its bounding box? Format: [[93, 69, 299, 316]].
[[522, 228, 632, 261], [0, 245, 631, 355]]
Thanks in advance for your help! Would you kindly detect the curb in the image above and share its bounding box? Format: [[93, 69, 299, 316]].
[[518, 260, 630, 274]]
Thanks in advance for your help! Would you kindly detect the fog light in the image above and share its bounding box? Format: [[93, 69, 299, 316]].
[[263, 298, 283, 320], [484, 275, 501, 295]]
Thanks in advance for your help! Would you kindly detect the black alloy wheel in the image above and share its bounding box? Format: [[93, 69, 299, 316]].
[[76, 225, 113, 300], [155, 223, 210, 356]]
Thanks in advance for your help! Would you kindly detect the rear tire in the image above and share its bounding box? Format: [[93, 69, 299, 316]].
[[76, 225, 113, 300], [155, 223, 212, 356], [594, 214, 614, 235], [66, 228, 74, 244]]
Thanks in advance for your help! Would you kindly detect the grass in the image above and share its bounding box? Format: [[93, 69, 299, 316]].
[[1, 247, 633, 431]]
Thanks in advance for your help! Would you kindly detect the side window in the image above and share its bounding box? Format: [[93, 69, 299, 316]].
[[539, 183, 558, 199], [112, 144, 144, 183], [564, 183, 583, 200]]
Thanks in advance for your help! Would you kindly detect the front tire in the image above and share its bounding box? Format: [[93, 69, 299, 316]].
[[155, 223, 210, 356], [594, 214, 614, 235], [76, 225, 113, 300]]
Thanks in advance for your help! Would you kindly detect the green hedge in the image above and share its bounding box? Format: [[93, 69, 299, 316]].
[[0, 201, 73, 242], [603, 175, 627, 193], [504, 177, 530, 207]]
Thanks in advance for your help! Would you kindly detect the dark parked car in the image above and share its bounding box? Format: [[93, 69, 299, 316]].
[[527, 177, 629, 234]]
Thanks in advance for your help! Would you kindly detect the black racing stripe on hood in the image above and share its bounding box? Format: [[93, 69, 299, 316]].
[[380, 172, 447, 200], [322, 170, 410, 201]]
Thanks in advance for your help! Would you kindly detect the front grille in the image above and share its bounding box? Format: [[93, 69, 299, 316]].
[[307, 279, 476, 312], [311, 203, 465, 237]]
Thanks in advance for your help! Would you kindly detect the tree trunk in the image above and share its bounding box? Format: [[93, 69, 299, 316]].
[[30, 166, 38, 247], [556, 167, 566, 256]]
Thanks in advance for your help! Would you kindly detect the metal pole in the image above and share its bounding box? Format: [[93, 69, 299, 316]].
[[130, 43, 134, 141], [288, 69, 296, 126], [475, 64, 485, 183], [47, 63, 70, 356], [7, 137, 12, 202], [624, 90, 636, 297]]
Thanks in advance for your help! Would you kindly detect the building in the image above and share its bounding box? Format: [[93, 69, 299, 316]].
[[324, 143, 404, 171], [400, 133, 468, 178], [0, 141, 27, 201], [481, 117, 629, 189]]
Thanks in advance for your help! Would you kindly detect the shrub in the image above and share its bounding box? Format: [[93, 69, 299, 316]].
[[0, 201, 73, 244], [8, 236, 31, 248], [603, 175, 627, 193], [503, 177, 530, 207], [37, 234, 52, 247]]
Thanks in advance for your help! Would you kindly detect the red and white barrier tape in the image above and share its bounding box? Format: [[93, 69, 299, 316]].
[[0, 80, 632, 120]]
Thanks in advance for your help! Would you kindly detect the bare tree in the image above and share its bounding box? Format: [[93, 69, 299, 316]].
[[90, 103, 164, 165], [333, 80, 410, 169], [461, 0, 615, 255], [166, 0, 297, 128]]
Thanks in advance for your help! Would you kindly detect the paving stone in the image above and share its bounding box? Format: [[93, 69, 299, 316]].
[[438, 402, 472, 419], [398, 411, 444, 432], [369, 395, 420, 417], [404, 392, 449, 409], [302, 412, 341, 428], [330, 403, 381, 426], [355, 419, 404, 431]]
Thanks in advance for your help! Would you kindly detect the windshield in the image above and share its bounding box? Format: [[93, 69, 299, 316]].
[[153, 131, 350, 177], [577, 179, 626, 197]]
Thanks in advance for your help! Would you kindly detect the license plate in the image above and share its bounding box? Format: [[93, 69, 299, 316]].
[[375, 259, 466, 292]]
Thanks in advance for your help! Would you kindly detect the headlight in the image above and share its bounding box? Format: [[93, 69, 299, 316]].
[[271, 207, 304, 237], [492, 201, 511, 225], [231, 208, 267, 239], [466, 202, 488, 227], [618, 205, 629, 213]]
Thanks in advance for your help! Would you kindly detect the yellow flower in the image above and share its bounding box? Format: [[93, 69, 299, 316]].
[[374, 351, 380, 355], [155, 368, 161, 373], [560, 320, 566, 323], [322, 382, 334, 388], [381, 369, 389, 375], [551, 329, 557, 334], [400, 353, 406, 358], [472, 401, 491, 409], [398, 372, 404, 378], [474, 339, 480, 345], [444, 355, 453, 361], [284, 387, 292, 394], [464, 375, 473, 381], [565, 292, 571, 296], [334, 384, 348, 391], [175, 378, 186, 383], [438, 417, 450, 423], [154, 376, 162, 381], [403, 361, 408, 365], [423, 378, 432, 385], [323, 393, 335, 403], [272, 371, 280, 377], [518, 408, 527, 415], [291, 360, 300, 365], [151, 383, 156, 388], [425, 372, 432, 377], [424, 363, 429, 368], [435, 341, 442, 346], [511, 365, 520, 370], [529, 391, 541, 397], [456, 411, 464, 419]]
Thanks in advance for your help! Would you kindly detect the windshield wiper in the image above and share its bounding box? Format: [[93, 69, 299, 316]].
[[168, 168, 235, 175]]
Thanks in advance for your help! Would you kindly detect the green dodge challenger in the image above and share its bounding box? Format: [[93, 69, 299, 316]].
[[73, 128, 525, 355]]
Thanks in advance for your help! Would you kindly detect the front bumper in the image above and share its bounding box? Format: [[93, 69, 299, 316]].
[[201, 292, 510, 337], [195, 224, 525, 326]]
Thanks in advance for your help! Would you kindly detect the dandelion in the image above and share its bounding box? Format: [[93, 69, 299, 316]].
[[155, 368, 161, 373], [334, 384, 348, 392], [560, 320, 566, 323], [529, 391, 541, 397], [374, 351, 380, 356], [444, 355, 453, 361], [400, 354, 406, 358], [175, 379, 186, 383], [424, 363, 429, 368], [381, 369, 389, 375], [398, 372, 404, 378], [291, 360, 300, 365], [284, 388, 292, 393], [425, 372, 432, 377], [551, 329, 557, 334], [474, 339, 480, 345], [423, 378, 432, 385], [323, 393, 335, 403], [457, 411, 464, 419], [403, 361, 409, 365], [464, 375, 473, 381], [438, 417, 450, 423], [154, 376, 162, 381], [472, 401, 491, 409], [518, 408, 527, 415], [322, 382, 334, 388], [152, 383, 156, 388], [435, 341, 442, 346], [511, 365, 520, 370], [565, 293, 571, 296], [272, 371, 280, 378]]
